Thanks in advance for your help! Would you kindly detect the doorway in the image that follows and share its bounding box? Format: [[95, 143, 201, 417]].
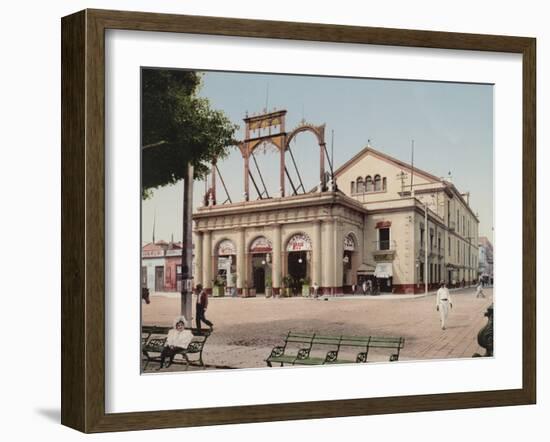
[[287, 251, 307, 293], [155, 266, 164, 292], [253, 267, 266, 294]]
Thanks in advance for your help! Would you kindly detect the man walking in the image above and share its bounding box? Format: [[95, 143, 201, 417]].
[[436, 282, 453, 330], [195, 284, 214, 333], [475, 281, 486, 298]]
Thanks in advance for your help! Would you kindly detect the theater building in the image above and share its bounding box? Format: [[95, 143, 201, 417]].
[[192, 110, 479, 295]]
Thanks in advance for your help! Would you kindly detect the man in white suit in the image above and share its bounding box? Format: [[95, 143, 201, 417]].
[[436, 282, 453, 330]]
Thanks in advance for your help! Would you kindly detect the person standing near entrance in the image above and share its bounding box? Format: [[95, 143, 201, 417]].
[[436, 282, 453, 330], [195, 284, 214, 333], [312, 281, 319, 298]]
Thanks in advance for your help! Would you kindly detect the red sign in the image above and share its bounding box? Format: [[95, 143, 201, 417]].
[[286, 234, 312, 252], [250, 237, 273, 253], [376, 221, 392, 229]]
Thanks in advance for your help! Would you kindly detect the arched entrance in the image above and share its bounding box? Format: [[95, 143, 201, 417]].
[[215, 239, 236, 289], [343, 233, 358, 293], [249, 236, 273, 295], [286, 233, 312, 295]]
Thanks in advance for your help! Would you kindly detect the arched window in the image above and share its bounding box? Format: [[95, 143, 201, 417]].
[[365, 176, 373, 192], [374, 174, 381, 191], [382, 177, 387, 191], [356, 177, 364, 193]]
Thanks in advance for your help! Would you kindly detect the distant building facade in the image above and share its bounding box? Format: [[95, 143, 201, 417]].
[[478, 236, 494, 284]]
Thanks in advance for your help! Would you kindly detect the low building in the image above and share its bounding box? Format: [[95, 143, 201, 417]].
[[142, 240, 186, 292]]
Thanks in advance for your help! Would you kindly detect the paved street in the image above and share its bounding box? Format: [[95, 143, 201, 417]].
[[142, 287, 493, 372]]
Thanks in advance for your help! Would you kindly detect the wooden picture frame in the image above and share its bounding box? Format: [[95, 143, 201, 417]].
[[61, 9, 536, 433]]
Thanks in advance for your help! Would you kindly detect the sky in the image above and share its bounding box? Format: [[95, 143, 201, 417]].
[[142, 70, 493, 245]]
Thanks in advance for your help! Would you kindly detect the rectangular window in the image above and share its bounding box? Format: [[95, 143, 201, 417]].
[[420, 227, 425, 248], [448, 237, 451, 255], [379, 228, 390, 250], [430, 229, 434, 249]]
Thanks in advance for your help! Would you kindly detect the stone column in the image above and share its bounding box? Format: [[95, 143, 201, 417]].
[[237, 228, 245, 291], [194, 231, 203, 287], [322, 219, 335, 292], [202, 230, 212, 290], [334, 222, 344, 292], [272, 224, 282, 294], [312, 220, 322, 288]]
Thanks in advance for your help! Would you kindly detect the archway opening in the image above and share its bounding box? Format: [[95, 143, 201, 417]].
[[287, 252, 307, 294], [249, 236, 273, 295], [343, 233, 358, 293], [285, 233, 312, 295], [215, 240, 236, 291]]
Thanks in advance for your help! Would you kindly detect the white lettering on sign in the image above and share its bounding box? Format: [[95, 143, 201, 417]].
[[218, 239, 236, 256], [142, 250, 164, 258], [250, 236, 273, 253], [217, 257, 232, 270], [286, 233, 312, 252], [166, 249, 182, 257]]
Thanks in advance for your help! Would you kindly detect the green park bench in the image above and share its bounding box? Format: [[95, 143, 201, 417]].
[[141, 325, 211, 371], [266, 331, 404, 366], [265, 332, 317, 367]]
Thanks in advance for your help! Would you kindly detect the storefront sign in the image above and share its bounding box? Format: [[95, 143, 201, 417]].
[[250, 236, 273, 253], [374, 262, 393, 278], [218, 257, 232, 270], [344, 234, 356, 251], [142, 250, 164, 258], [166, 249, 182, 257], [218, 239, 236, 255], [286, 233, 312, 251]]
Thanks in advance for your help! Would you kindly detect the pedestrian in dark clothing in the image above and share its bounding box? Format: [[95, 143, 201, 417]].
[[195, 284, 213, 333]]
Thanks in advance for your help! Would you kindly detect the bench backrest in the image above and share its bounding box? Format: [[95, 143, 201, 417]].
[[142, 326, 210, 354], [284, 332, 316, 347], [367, 336, 405, 349]]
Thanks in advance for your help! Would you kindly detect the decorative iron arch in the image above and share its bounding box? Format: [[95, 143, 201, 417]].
[[285, 123, 326, 148]]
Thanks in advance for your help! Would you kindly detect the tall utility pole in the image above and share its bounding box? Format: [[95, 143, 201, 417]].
[[180, 163, 194, 324]]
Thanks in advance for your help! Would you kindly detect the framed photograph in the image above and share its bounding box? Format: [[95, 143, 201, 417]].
[[61, 9, 536, 433]]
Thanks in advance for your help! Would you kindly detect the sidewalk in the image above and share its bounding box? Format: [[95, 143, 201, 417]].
[[150, 285, 474, 301]]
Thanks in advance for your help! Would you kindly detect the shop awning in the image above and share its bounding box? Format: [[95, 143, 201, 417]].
[[374, 262, 393, 278], [357, 263, 374, 274]]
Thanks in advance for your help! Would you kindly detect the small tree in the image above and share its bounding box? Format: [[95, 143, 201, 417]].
[[141, 69, 238, 198]]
